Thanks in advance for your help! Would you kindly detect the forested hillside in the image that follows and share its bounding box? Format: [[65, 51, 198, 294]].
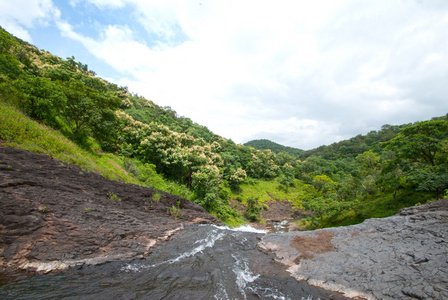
[[1, 27, 447, 228], [244, 139, 304, 156]]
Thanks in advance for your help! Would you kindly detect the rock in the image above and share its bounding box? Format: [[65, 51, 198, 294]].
[[0, 146, 219, 274], [259, 199, 448, 300]]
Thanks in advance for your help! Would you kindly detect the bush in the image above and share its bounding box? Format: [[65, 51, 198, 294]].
[[244, 196, 263, 222]]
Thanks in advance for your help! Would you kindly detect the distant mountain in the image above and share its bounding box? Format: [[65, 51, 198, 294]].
[[244, 139, 304, 157]]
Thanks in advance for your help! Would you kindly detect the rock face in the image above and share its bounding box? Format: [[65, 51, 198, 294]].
[[0, 146, 218, 273], [260, 199, 448, 300]]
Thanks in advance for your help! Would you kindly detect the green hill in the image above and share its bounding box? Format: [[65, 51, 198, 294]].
[[1, 26, 447, 229], [244, 139, 304, 156]]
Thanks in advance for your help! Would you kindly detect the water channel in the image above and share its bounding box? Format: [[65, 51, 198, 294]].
[[0, 224, 349, 299]]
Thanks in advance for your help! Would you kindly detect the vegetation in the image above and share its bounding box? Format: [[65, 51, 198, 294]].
[[244, 139, 304, 156], [1, 27, 447, 228], [168, 200, 183, 219]]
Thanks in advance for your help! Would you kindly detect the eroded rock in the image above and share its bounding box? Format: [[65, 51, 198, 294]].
[[0, 146, 219, 273], [260, 199, 448, 300]]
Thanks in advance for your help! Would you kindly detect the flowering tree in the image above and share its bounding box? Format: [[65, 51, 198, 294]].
[[228, 167, 247, 189], [191, 165, 222, 210], [246, 149, 280, 178], [138, 122, 223, 185]]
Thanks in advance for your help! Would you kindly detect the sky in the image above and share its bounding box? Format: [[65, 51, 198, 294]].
[[1, 0, 448, 150]]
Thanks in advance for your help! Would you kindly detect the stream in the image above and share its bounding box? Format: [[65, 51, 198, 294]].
[[0, 224, 347, 300]]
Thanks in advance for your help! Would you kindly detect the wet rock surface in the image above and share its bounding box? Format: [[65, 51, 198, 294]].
[[260, 198, 448, 300], [0, 146, 218, 273]]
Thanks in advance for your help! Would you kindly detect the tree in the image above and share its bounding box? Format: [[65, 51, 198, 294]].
[[247, 149, 279, 178], [191, 165, 222, 211], [278, 163, 295, 191], [13, 75, 65, 123], [385, 120, 448, 167], [244, 196, 263, 222], [61, 78, 120, 144], [138, 122, 222, 184], [312, 174, 336, 193], [384, 120, 448, 197], [356, 150, 381, 176], [304, 194, 357, 226], [228, 167, 247, 190]]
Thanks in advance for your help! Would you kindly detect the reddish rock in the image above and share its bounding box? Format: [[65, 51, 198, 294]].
[[0, 146, 219, 273]]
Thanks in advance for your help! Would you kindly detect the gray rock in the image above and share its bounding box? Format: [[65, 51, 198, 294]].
[[259, 199, 448, 300]]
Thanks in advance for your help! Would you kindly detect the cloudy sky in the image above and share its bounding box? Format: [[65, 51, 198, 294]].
[[1, 0, 447, 149]]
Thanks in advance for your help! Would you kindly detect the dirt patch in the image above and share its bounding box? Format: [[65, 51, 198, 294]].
[[0, 146, 219, 274], [291, 231, 335, 263], [229, 195, 313, 225], [262, 199, 296, 221]]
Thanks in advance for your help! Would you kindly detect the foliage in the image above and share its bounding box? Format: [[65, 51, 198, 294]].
[[384, 120, 448, 197], [59, 79, 121, 148], [244, 139, 304, 156], [191, 165, 222, 210], [107, 191, 122, 202], [152, 192, 162, 203], [0, 101, 137, 183], [244, 196, 263, 222], [278, 163, 295, 191], [245, 149, 280, 178], [356, 150, 381, 176], [1, 27, 446, 228], [301, 124, 407, 160], [385, 120, 448, 167], [168, 200, 182, 219], [228, 167, 247, 190]]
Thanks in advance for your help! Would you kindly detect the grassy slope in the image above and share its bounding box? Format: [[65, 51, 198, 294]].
[[0, 101, 138, 184], [0, 101, 241, 226], [229, 178, 305, 208], [229, 175, 434, 228]]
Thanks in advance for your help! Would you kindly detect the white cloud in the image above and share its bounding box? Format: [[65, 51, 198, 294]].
[[70, 0, 126, 9], [0, 0, 60, 42], [44, 0, 448, 148]]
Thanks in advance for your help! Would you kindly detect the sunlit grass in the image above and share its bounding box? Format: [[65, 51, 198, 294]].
[[0, 101, 138, 184], [229, 178, 305, 208]]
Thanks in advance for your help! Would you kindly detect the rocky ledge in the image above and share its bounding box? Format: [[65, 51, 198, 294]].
[[0, 146, 218, 274], [260, 198, 448, 300]]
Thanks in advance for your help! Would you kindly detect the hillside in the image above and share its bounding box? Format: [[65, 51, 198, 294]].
[[244, 139, 304, 156], [1, 26, 447, 230], [0, 144, 217, 273]]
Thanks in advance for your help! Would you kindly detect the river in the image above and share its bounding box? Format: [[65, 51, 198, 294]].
[[0, 224, 349, 299]]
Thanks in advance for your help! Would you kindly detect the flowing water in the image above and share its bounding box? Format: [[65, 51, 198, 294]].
[[265, 219, 299, 233], [0, 224, 346, 300]]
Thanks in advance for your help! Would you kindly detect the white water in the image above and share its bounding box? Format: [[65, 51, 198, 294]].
[[121, 227, 225, 272], [1, 224, 339, 299], [211, 223, 268, 234]]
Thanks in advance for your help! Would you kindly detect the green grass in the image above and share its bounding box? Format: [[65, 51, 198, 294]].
[[229, 178, 305, 208], [0, 101, 232, 223], [0, 101, 138, 184], [231, 175, 438, 229], [324, 190, 435, 228]]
